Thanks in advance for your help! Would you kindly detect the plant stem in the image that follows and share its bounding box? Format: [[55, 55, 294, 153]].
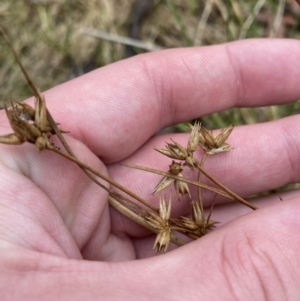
[[108, 195, 186, 247], [123, 162, 257, 210], [197, 153, 206, 215], [50, 147, 158, 212], [122, 163, 232, 199], [195, 162, 258, 210]]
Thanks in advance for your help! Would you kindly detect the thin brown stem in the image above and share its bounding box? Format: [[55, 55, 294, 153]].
[[0, 26, 40, 98], [108, 195, 186, 247], [206, 194, 216, 225], [50, 147, 158, 212], [122, 163, 232, 199], [197, 152, 206, 215], [195, 162, 258, 210]]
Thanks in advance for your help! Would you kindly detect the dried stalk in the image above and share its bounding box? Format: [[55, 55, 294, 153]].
[[123, 162, 257, 210], [108, 195, 185, 247], [194, 162, 257, 210], [47, 147, 157, 211], [122, 163, 231, 199], [197, 152, 207, 215]]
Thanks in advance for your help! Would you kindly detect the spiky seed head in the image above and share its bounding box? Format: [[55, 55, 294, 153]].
[[199, 127, 215, 149], [166, 140, 188, 160], [154, 147, 174, 158], [187, 121, 200, 154], [159, 196, 171, 221], [191, 200, 204, 226], [168, 161, 183, 175], [206, 143, 231, 155], [185, 155, 197, 168], [152, 176, 175, 195], [214, 125, 234, 148], [174, 172, 190, 197], [153, 228, 171, 254], [198, 125, 234, 155]]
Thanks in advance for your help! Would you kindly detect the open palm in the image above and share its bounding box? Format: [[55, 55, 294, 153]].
[[1, 39, 300, 300]]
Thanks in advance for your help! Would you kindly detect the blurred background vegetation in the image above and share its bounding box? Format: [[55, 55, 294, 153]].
[[0, 0, 300, 129]]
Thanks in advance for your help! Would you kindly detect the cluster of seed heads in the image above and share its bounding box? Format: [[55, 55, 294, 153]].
[[0, 26, 257, 255], [144, 122, 234, 253]]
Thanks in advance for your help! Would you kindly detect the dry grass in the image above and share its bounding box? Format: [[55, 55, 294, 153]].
[[1, 0, 300, 126]]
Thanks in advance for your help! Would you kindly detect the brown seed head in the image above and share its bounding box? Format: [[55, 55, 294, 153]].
[[174, 172, 190, 197], [198, 125, 234, 155], [214, 125, 234, 148], [145, 197, 172, 254], [179, 217, 199, 231], [159, 196, 171, 221], [191, 200, 217, 235], [191, 200, 204, 226], [199, 127, 215, 149], [169, 161, 183, 175], [5, 103, 41, 143], [153, 227, 171, 254], [152, 176, 175, 195], [0, 100, 59, 151], [166, 140, 188, 160], [154, 147, 174, 158], [187, 121, 200, 154], [185, 155, 197, 168], [145, 197, 171, 229]]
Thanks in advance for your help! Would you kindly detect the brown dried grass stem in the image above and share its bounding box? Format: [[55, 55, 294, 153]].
[[50, 147, 158, 212], [195, 162, 257, 210], [108, 195, 185, 247], [197, 153, 207, 214], [122, 163, 231, 198], [123, 162, 257, 210]]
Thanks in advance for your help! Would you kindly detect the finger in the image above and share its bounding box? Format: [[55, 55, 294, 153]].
[[132, 189, 300, 258], [107, 114, 300, 236], [128, 198, 300, 299], [8, 39, 300, 163], [5, 197, 300, 299]]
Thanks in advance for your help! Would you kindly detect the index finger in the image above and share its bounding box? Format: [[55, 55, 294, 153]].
[[16, 39, 300, 162]]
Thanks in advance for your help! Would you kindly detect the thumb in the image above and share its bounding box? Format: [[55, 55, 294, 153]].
[[91, 197, 300, 300], [2, 197, 300, 300], [147, 198, 300, 300]]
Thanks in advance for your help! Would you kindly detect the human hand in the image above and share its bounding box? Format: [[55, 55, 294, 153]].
[[1, 39, 300, 300]]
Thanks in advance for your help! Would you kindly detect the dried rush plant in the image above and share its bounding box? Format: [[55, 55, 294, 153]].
[[0, 27, 258, 254]]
